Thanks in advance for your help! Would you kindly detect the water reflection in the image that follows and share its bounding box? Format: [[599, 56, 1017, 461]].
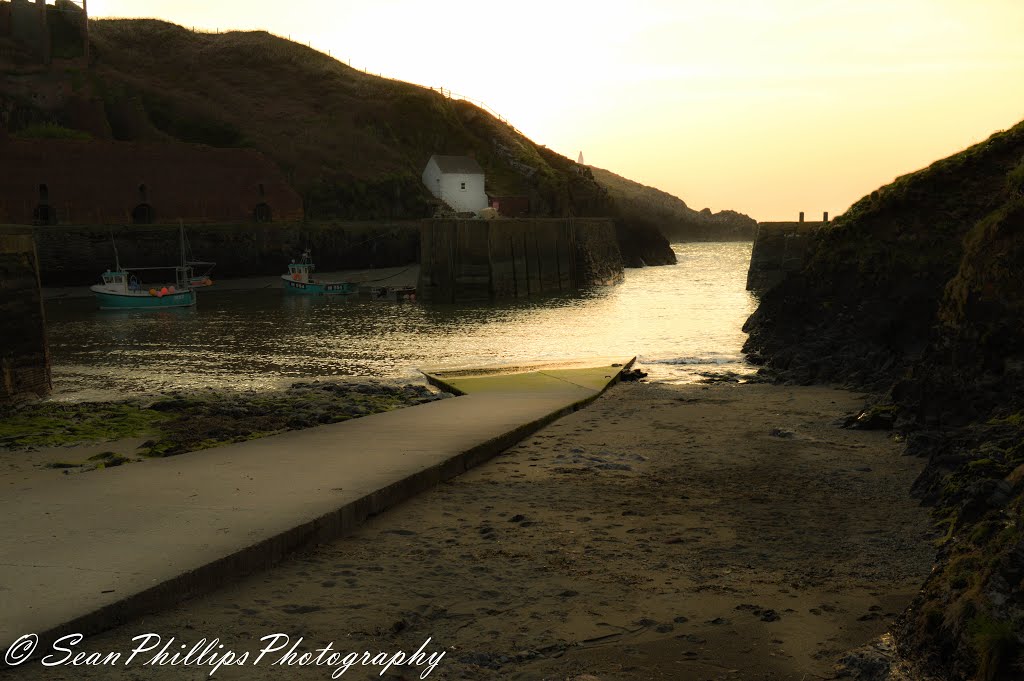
[[45, 243, 756, 401]]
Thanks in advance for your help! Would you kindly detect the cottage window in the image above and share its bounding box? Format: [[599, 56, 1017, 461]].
[[460, 182, 466, 190], [39, 184, 49, 203]]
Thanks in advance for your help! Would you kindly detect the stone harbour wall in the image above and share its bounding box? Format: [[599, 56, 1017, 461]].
[[745, 221, 820, 294], [27, 218, 622, 300], [0, 225, 50, 402], [32, 221, 421, 286], [418, 218, 623, 303]]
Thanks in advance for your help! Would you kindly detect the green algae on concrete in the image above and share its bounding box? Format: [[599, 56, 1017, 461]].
[[0, 381, 442, 457], [422, 358, 635, 396], [0, 402, 165, 449]]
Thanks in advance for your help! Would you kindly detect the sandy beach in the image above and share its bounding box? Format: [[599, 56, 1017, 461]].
[[8, 381, 935, 681]]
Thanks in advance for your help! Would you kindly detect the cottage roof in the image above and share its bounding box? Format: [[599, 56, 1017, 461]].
[[429, 155, 484, 175]]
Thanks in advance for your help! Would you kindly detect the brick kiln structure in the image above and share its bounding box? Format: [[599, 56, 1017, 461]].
[[0, 138, 304, 225]]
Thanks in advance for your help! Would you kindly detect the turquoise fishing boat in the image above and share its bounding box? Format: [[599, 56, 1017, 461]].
[[91, 227, 197, 310], [282, 250, 357, 295]]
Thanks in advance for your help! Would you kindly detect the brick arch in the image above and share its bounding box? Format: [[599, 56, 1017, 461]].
[[253, 203, 272, 223], [132, 203, 154, 225], [32, 204, 53, 225]]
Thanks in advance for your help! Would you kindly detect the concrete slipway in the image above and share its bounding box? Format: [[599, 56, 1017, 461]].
[[0, 358, 634, 655]]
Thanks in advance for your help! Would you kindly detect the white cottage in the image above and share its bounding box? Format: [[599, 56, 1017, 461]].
[[422, 155, 488, 214]]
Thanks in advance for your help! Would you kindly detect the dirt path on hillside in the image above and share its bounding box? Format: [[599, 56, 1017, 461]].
[[8, 382, 935, 681]]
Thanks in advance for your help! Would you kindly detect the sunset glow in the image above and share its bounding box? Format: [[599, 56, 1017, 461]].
[[90, 0, 1024, 220]]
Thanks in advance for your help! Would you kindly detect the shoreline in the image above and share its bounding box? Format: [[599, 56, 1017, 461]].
[[8, 380, 936, 681], [0, 377, 449, 481]]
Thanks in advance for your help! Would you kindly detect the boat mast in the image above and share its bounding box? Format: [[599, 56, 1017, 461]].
[[109, 230, 121, 271], [178, 221, 188, 289], [179, 221, 186, 269]]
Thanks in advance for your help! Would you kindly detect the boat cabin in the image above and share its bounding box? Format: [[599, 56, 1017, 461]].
[[287, 255, 315, 284], [98, 266, 191, 293], [98, 270, 141, 293], [287, 261, 314, 283], [100, 270, 128, 287]]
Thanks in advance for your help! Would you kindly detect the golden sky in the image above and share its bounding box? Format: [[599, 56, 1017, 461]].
[[90, 1, 1024, 221]]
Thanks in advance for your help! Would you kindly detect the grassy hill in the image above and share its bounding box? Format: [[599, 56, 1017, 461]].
[[589, 165, 757, 241], [81, 20, 617, 221], [744, 119, 1024, 680]]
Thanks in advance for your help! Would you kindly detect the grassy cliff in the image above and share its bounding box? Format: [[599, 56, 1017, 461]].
[[590, 165, 757, 242], [84, 20, 615, 220], [744, 120, 1024, 680]]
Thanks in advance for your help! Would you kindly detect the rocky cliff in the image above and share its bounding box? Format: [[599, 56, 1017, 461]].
[[743, 120, 1024, 680], [590, 165, 758, 243]]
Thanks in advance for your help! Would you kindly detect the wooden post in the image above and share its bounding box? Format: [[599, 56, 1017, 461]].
[[82, 0, 89, 63], [522, 233, 530, 296], [534, 233, 542, 293], [510, 236, 517, 298]]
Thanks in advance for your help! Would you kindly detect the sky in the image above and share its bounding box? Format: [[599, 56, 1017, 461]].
[[87, 1, 1024, 221]]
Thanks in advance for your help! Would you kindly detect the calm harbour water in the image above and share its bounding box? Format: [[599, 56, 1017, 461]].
[[44, 242, 757, 401]]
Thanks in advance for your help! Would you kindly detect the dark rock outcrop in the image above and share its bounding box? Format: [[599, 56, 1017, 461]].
[[744, 121, 1024, 390], [614, 217, 677, 267]]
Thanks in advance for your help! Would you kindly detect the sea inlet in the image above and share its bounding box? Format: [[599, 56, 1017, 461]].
[[44, 242, 756, 401]]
